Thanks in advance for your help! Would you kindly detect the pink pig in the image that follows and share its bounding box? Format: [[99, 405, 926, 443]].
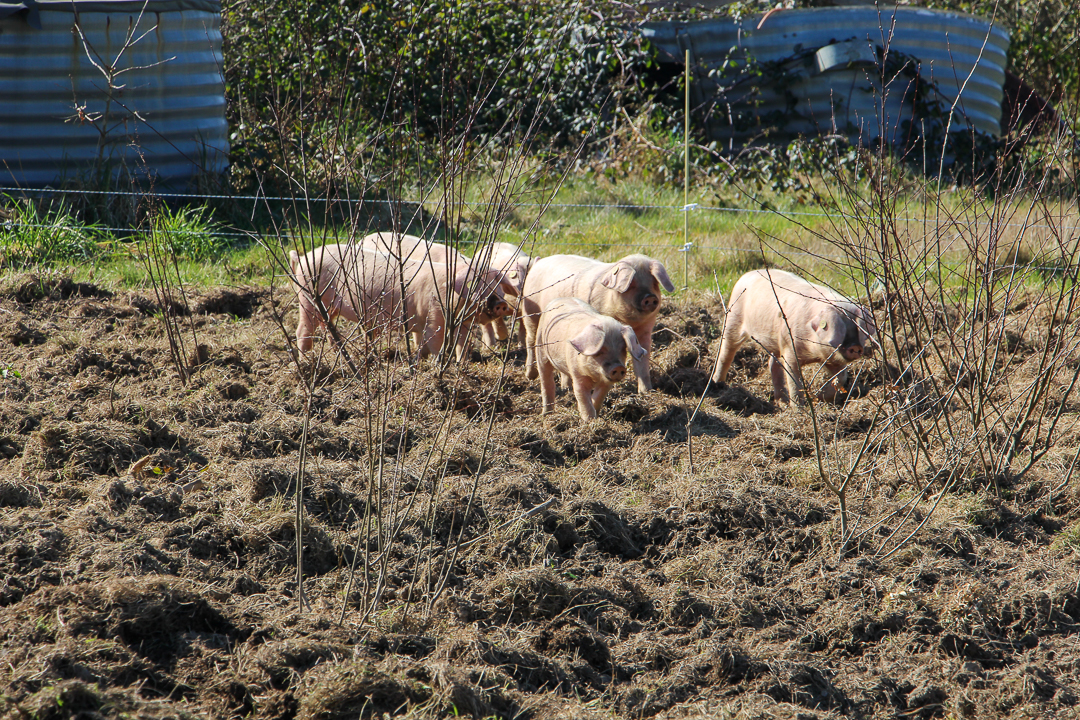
[[361, 232, 465, 271], [710, 269, 877, 405], [361, 232, 514, 342], [471, 242, 535, 347], [535, 297, 648, 421], [288, 243, 502, 361], [521, 254, 674, 392]]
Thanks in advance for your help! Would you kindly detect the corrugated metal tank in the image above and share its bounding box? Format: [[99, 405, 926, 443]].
[[0, 0, 227, 188], [641, 7, 1010, 149]]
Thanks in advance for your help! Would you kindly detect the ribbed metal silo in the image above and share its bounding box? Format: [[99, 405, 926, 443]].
[[0, 0, 228, 189], [641, 7, 1010, 150]]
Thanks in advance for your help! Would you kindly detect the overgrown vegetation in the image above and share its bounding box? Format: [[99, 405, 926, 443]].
[[223, 0, 656, 194]]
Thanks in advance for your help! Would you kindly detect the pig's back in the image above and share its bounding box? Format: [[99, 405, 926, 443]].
[[354, 250, 410, 324], [361, 233, 429, 264], [293, 243, 366, 291], [525, 255, 602, 303], [488, 242, 527, 268], [536, 297, 594, 359]]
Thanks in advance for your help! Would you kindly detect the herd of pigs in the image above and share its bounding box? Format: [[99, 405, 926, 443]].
[[289, 233, 878, 419]]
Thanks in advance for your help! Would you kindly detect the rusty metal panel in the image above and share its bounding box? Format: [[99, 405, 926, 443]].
[[641, 7, 1009, 149], [0, 0, 227, 188]]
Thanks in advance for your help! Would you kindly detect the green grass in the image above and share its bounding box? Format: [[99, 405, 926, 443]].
[[3, 176, 1077, 305], [0, 197, 106, 268]]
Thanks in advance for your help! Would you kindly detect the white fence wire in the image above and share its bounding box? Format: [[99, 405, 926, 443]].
[[1, 185, 1078, 275]]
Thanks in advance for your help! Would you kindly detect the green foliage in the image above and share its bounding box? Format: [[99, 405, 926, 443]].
[[0, 198, 105, 269], [222, 0, 656, 190], [150, 206, 232, 262], [710, 135, 868, 207], [927, 0, 1078, 106]]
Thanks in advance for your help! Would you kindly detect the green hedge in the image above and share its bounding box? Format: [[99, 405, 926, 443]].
[[222, 0, 657, 189]]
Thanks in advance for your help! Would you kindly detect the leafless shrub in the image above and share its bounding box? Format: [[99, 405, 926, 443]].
[[693, 19, 1080, 558]]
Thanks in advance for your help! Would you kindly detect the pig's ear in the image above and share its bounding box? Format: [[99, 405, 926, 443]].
[[498, 273, 516, 296], [860, 306, 878, 336], [651, 261, 675, 292], [623, 328, 647, 360], [504, 269, 524, 295], [570, 324, 607, 356], [452, 273, 469, 298], [601, 263, 636, 293]]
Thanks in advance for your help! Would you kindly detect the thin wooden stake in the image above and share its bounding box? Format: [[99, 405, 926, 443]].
[[684, 48, 690, 292]]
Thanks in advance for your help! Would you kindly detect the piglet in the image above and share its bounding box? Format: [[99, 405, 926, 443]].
[[361, 232, 514, 348], [710, 268, 877, 405], [473, 242, 535, 347], [535, 297, 648, 421], [521, 254, 674, 392], [288, 243, 497, 361]]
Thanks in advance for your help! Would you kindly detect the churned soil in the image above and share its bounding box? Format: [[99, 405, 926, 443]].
[[2, 269, 1080, 719]]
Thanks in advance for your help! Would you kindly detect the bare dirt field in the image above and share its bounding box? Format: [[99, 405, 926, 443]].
[[3, 270, 1080, 720]]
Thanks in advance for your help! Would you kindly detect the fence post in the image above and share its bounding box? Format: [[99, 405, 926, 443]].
[[683, 48, 690, 291]]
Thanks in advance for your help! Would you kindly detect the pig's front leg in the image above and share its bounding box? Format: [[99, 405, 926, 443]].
[[590, 382, 613, 413], [710, 329, 741, 385], [516, 317, 528, 350], [768, 356, 787, 404], [571, 376, 599, 421], [523, 312, 542, 380], [818, 362, 850, 404], [539, 360, 558, 415], [632, 324, 654, 392], [494, 317, 509, 341], [452, 322, 474, 363], [296, 303, 318, 353], [416, 319, 442, 363], [479, 322, 498, 349]]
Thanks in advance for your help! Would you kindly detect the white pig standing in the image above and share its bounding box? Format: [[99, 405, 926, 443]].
[[710, 268, 876, 405], [361, 232, 515, 346], [521, 254, 674, 392], [288, 243, 509, 361], [535, 298, 648, 421], [472, 242, 535, 348]]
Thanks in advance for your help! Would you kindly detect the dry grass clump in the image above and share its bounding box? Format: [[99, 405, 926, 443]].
[[295, 661, 430, 720]]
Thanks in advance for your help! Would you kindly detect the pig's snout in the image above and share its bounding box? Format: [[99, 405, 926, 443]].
[[486, 295, 512, 317], [609, 364, 627, 381], [638, 292, 659, 314], [843, 344, 864, 362]]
